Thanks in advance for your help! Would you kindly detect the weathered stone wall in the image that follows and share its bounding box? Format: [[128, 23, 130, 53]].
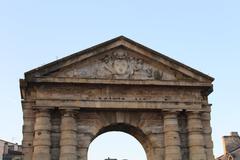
[[216, 132, 240, 160], [22, 106, 215, 160], [20, 36, 215, 160]]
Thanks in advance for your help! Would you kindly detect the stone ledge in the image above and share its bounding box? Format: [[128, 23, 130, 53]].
[[27, 77, 213, 87]]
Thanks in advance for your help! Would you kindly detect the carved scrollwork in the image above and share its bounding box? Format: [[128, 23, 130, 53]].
[[99, 49, 160, 79], [66, 49, 164, 80]]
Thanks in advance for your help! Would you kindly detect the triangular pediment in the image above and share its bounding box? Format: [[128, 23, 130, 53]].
[[47, 47, 193, 81], [25, 36, 214, 83]]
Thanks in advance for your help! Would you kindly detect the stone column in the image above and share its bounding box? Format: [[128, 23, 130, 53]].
[[163, 111, 182, 160], [32, 109, 51, 160], [201, 111, 215, 160], [22, 101, 35, 160], [187, 112, 206, 160], [60, 109, 77, 160]]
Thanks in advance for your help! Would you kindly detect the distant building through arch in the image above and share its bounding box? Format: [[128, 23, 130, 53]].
[[105, 157, 117, 160], [20, 36, 215, 160]]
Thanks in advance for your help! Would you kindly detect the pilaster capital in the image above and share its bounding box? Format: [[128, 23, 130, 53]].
[[162, 110, 181, 119], [34, 108, 51, 117], [186, 111, 201, 119], [202, 114, 211, 121], [60, 109, 78, 118], [22, 100, 35, 109]]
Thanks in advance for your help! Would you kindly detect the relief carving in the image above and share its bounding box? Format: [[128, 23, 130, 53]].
[[99, 49, 157, 79], [65, 49, 165, 80]]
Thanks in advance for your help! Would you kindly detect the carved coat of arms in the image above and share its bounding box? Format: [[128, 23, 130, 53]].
[[70, 49, 163, 80], [100, 49, 157, 79]]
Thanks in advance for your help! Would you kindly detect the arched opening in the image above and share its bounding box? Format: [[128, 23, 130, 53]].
[[88, 131, 147, 160], [88, 123, 150, 160]]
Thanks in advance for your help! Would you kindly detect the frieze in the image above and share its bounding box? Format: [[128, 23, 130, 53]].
[[36, 84, 204, 102]]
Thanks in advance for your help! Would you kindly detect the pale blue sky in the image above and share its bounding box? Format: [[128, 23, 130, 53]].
[[0, 0, 240, 158], [88, 132, 147, 160]]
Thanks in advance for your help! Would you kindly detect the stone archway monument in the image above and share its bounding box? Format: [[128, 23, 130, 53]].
[[20, 36, 215, 160]]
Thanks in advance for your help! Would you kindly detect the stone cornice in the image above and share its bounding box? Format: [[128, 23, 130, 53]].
[[24, 77, 213, 88]]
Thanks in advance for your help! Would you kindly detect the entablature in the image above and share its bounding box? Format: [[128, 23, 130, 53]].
[[30, 99, 211, 112]]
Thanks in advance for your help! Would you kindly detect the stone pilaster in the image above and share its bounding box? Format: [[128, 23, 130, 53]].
[[163, 112, 182, 160], [22, 101, 35, 160], [60, 109, 77, 160], [32, 109, 51, 160], [187, 112, 206, 160], [201, 111, 214, 160]]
